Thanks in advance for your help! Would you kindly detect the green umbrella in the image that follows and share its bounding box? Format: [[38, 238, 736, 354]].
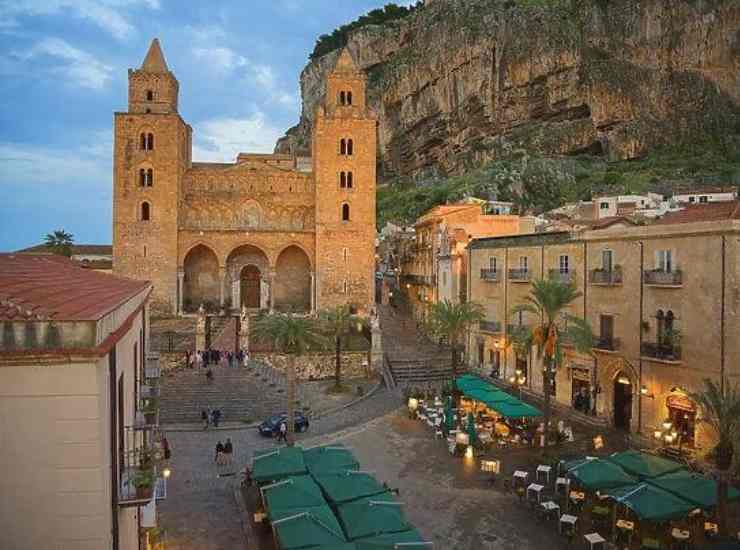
[[304, 444, 360, 476], [648, 470, 740, 509], [605, 483, 697, 521], [567, 458, 637, 491], [455, 375, 492, 392], [356, 529, 431, 549], [252, 446, 307, 484], [314, 471, 387, 505], [491, 401, 542, 418], [466, 412, 478, 446], [607, 450, 684, 480], [262, 475, 327, 518], [271, 504, 348, 549], [336, 491, 411, 541]]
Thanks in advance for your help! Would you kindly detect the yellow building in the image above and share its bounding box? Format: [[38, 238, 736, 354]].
[[0, 254, 159, 550], [113, 40, 376, 316], [401, 201, 533, 323], [466, 201, 740, 450]]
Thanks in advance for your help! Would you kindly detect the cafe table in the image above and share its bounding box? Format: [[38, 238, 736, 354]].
[[527, 483, 545, 503], [559, 514, 578, 535]]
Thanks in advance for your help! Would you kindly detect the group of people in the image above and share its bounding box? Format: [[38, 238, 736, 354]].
[[201, 407, 223, 429], [215, 438, 234, 465], [186, 348, 250, 369]]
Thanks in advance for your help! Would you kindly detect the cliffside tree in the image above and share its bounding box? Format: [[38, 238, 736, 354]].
[[427, 300, 484, 378], [44, 229, 74, 257]]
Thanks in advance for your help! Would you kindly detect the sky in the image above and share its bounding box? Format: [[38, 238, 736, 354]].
[[0, 0, 411, 251]]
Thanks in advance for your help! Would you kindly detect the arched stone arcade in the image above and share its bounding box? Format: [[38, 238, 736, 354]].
[[182, 244, 220, 311], [274, 245, 312, 313], [226, 244, 270, 310]]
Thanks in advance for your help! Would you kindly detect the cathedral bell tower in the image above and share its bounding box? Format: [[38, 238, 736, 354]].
[[312, 49, 377, 313], [113, 38, 191, 314]]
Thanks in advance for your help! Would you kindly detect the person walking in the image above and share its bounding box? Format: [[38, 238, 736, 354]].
[[224, 437, 233, 464], [215, 441, 225, 465], [277, 420, 288, 443], [212, 408, 221, 428], [201, 408, 210, 430], [162, 435, 171, 460]]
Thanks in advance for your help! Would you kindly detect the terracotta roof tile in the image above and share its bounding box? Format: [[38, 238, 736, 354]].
[[0, 254, 150, 321], [16, 244, 112, 255], [655, 201, 740, 225]]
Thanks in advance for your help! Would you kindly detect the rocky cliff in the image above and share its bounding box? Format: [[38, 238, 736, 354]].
[[276, 0, 739, 180]]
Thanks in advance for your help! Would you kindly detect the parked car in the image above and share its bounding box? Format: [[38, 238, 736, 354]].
[[258, 412, 310, 437]]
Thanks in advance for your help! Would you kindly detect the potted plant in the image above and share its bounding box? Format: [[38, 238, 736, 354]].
[[143, 397, 159, 425], [131, 468, 155, 499]]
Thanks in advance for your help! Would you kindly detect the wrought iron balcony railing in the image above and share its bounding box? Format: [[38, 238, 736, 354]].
[[594, 336, 620, 351], [641, 342, 682, 361], [480, 269, 500, 282], [548, 269, 575, 283], [643, 269, 682, 286], [118, 425, 162, 507], [590, 268, 623, 285], [508, 268, 531, 282], [479, 320, 502, 333]]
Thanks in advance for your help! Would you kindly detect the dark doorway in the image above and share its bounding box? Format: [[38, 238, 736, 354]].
[[240, 265, 261, 308], [477, 342, 484, 367], [613, 374, 633, 431]]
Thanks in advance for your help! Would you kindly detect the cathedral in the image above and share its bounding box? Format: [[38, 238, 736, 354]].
[[113, 39, 377, 316]]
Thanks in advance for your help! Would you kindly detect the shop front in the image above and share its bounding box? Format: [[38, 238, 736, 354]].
[[666, 393, 697, 448], [570, 365, 593, 415]]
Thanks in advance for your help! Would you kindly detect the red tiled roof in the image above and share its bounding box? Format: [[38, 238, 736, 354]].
[[655, 201, 740, 225], [590, 216, 638, 229], [0, 254, 150, 321], [16, 243, 112, 255]]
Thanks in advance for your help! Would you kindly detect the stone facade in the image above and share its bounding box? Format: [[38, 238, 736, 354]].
[[466, 218, 740, 451], [251, 351, 371, 381], [113, 41, 376, 316]]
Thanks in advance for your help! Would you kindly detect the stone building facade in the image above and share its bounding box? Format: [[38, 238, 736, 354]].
[[113, 40, 376, 316], [466, 205, 740, 450]]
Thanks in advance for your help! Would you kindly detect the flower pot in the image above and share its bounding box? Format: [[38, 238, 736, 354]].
[[136, 485, 153, 500]]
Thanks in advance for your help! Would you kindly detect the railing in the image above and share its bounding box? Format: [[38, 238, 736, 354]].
[[644, 269, 683, 286], [507, 323, 529, 335], [548, 269, 575, 283], [403, 274, 436, 286], [480, 269, 500, 282], [508, 269, 531, 282], [641, 342, 682, 361], [594, 336, 620, 351], [145, 354, 161, 379], [590, 268, 623, 285], [118, 425, 161, 507], [479, 320, 502, 333]]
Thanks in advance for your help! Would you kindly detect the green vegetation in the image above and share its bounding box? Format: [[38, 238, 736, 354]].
[[377, 141, 740, 227], [309, 3, 420, 61], [43, 229, 74, 257]]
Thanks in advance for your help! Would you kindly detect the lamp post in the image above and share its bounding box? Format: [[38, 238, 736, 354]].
[[509, 369, 527, 399]]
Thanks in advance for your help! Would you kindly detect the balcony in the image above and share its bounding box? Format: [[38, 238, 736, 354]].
[[404, 274, 436, 287], [644, 269, 682, 287], [507, 323, 529, 335], [594, 336, 621, 351], [145, 354, 161, 380], [590, 268, 623, 286], [548, 269, 575, 283], [479, 320, 502, 334], [480, 269, 500, 282], [118, 425, 162, 507], [508, 269, 531, 282], [641, 342, 682, 362]]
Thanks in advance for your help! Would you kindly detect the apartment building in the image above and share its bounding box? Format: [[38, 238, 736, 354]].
[[466, 201, 739, 450], [0, 254, 162, 550], [400, 201, 533, 323]]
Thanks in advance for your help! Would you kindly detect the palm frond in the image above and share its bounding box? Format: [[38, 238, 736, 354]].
[[252, 313, 328, 355], [562, 314, 594, 355]]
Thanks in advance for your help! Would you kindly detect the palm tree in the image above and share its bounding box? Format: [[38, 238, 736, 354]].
[[510, 324, 533, 376], [251, 313, 326, 446], [427, 300, 485, 378], [44, 229, 74, 257], [511, 278, 593, 448], [690, 378, 740, 537], [320, 305, 362, 390]]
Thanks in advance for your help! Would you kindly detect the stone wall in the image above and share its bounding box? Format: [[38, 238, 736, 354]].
[[252, 351, 371, 381]]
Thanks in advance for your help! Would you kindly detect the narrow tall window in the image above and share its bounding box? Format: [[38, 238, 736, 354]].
[[346, 91, 352, 105], [340, 139, 346, 155], [602, 249, 613, 271], [146, 169, 153, 187], [347, 139, 353, 156], [559, 255, 569, 273], [139, 168, 146, 187], [141, 202, 151, 221], [343, 248, 348, 262], [657, 250, 673, 272], [340, 172, 347, 188], [146, 90, 153, 101], [343, 280, 348, 294], [519, 256, 528, 272], [339, 91, 346, 105], [342, 203, 350, 222], [489, 257, 497, 272], [346, 171, 353, 189], [140, 133, 147, 150], [147, 133, 154, 150]]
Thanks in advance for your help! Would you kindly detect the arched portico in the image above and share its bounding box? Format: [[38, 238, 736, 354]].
[[182, 244, 220, 312], [226, 244, 271, 311], [274, 245, 312, 312]]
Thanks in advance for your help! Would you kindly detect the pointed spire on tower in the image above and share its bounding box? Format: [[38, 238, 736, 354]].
[[141, 38, 169, 73], [332, 48, 360, 75]]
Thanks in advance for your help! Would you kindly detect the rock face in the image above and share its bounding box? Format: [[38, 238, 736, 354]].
[[276, 0, 739, 180]]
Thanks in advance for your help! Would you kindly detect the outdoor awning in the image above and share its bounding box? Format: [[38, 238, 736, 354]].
[[455, 375, 542, 418], [465, 388, 517, 406], [491, 401, 542, 418], [455, 374, 493, 392], [262, 475, 327, 518], [305, 444, 360, 476], [356, 529, 432, 549], [252, 447, 307, 483], [314, 471, 387, 505], [647, 470, 740, 509], [567, 458, 638, 491], [605, 483, 698, 521], [272, 505, 348, 549], [336, 491, 411, 541], [607, 450, 685, 480]]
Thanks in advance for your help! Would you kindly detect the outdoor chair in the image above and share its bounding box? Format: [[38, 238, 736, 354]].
[[516, 486, 526, 504]]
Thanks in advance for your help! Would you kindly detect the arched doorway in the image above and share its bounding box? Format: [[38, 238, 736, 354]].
[[274, 245, 311, 312], [240, 265, 261, 309], [613, 372, 633, 431], [183, 244, 219, 312]]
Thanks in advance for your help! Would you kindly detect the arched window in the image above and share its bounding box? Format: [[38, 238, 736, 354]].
[[346, 171, 353, 189], [339, 91, 346, 105], [141, 201, 151, 221], [341, 203, 350, 222], [347, 139, 353, 156], [139, 168, 146, 187], [139, 168, 153, 187], [146, 90, 153, 101], [340, 172, 347, 188], [340, 139, 346, 155], [346, 91, 352, 105], [147, 133, 154, 150], [140, 133, 147, 150]]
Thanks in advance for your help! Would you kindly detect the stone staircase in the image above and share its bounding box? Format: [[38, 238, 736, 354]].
[[377, 304, 460, 387], [158, 362, 311, 425], [209, 315, 237, 351]]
